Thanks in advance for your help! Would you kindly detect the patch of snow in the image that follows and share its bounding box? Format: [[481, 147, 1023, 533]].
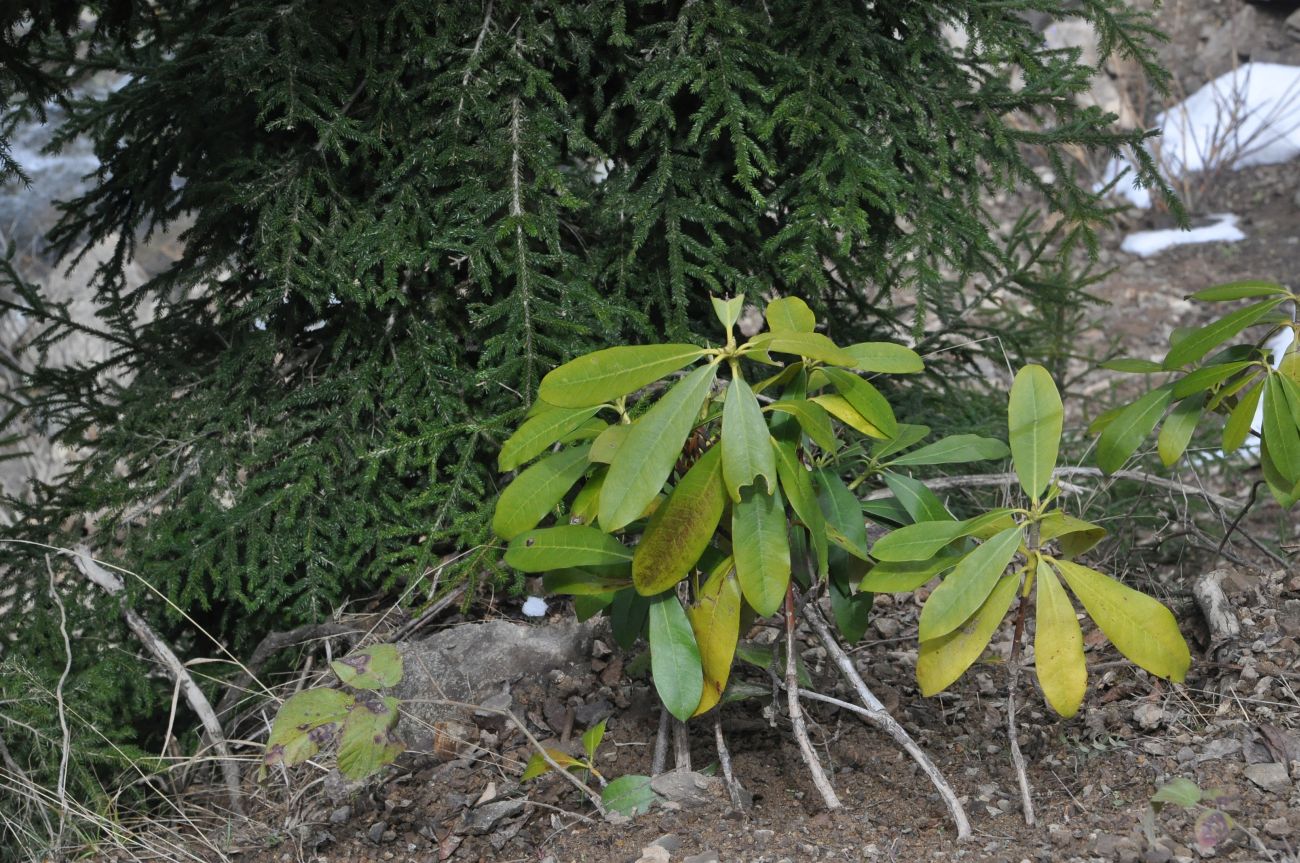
[[1098, 63, 1300, 209], [1120, 214, 1244, 257], [521, 596, 549, 618], [303, 319, 326, 332]]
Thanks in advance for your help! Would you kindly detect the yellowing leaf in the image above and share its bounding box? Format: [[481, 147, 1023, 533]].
[[859, 554, 962, 593], [493, 444, 592, 539], [521, 748, 583, 781], [331, 644, 403, 690], [732, 486, 792, 617], [1008, 365, 1062, 501], [870, 509, 1014, 562], [600, 363, 719, 531], [337, 695, 403, 781], [687, 564, 741, 716], [764, 399, 839, 452], [499, 406, 601, 471], [1054, 559, 1190, 683], [917, 575, 1018, 696], [722, 376, 777, 500], [539, 344, 709, 408], [633, 446, 726, 595], [747, 331, 859, 366], [589, 424, 630, 464], [810, 393, 884, 438], [918, 526, 1023, 641], [1037, 511, 1106, 559], [820, 367, 898, 438], [1034, 560, 1086, 717], [765, 296, 816, 333]]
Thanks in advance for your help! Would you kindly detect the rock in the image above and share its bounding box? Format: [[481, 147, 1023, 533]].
[[1092, 833, 1122, 857], [1197, 737, 1241, 763], [1115, 837, 1142, 863], [1263, 817, 1290, 838], [650, 834, 682, 853], [635, 847, 671, 863], [1244, 762, 1292, 794], [392, 619, 598, 747], [1134, 702, 1165, 731], [1142, 846, 1173, 863], [460, 798, 526, 835], [752, 828, 775, 846], [683, 853, 720, 863], [1287, 8, 1300, 43], [574, 698, 614, 727], [328, 805, 351, 825], [1040, 20, 1136, 126], [1197, 7, 1256, 79], [367, 821, 387, 844], [650, 771, 724, 807]]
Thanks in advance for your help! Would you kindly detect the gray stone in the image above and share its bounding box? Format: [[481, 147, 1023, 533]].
[[650, 834, 682, 853], [683, 853, 720, 863], [392, 619, 598, 749], [1287, 8, 1300, 43], [328, 805, 351, 825], [1142, 846, 1173, 863], [1198, 7, 1257, 79], [650, 770, 724, 806], [1134, 702, 1165, 731], [367, 821, 387, 844], [460, 798, 526, 835], [1244, 762, 1292, 794]]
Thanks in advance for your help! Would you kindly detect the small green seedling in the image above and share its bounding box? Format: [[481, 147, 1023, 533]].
[[520, 719, 662, 815], [1098, 280, 1300, 506], [1147, 777, 1235, 856], [260, 644, 405, 781]]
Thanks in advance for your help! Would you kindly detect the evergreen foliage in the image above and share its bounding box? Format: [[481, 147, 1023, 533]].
[[0, 1, 1170, 847]]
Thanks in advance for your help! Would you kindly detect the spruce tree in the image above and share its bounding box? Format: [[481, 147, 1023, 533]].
[[0, 1, 1171, 842]]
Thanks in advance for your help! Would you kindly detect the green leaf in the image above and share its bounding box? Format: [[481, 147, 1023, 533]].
[[916, 575, 1018, 696], [506, 525, 632, 572], [687, 564, 742, 716], [573, 593, 615, 620], [747, 331, 859, 366], [871, 424, 931, 460], [772, 438, 827, 577], [881, 472, 953, 524], [337, 695, 403, 780], [732, 486, 792, 617], [765, 399, 839, 452], [539, 344, 709, 408], [648, 593, 705, 721], [588, 424, 630, 464], [820, 367, 898, 438], [830, 574, 873, 644], [582, 719, 607, 762], [601, 775, 660, 816], [871, 510, 1014, 562], [809, 394, 884, 438], [493, 444, 592, 540], [1162, 298, 1285, 370], [1008, 365, 1063, 501], [1101, 358, 1164, 373], [1157, 395, 1204, 467], [331, 645, 403, 690], [1097, 386, 1174, 474], [1263, 376, 1300, 484], [1261, 437, 1300, 507], [610, 589, 649, 650], [888, 434, 1010, 467], [1038, 511, 1106, 559], [569, 470, 604, 526], [712, 295, 745, 333], [722, 377, 777, 500], [1034, 560, 1086, 718], [262, 688, 353, 776], [860, 554, 963, 593], [1152, 778, 1203, 807], [1087, 403, 1126, 437], [814, 469, 869, 560], [499, 406, 602, 471], [633, 446, 726, 595], [601, 363, 719, 531], [543, 567, 632, 595], [1171, 361, 1253, 399], [1054, 560, 1190, 682], [1222, 382, 1263, 453], [765, 296, 816, 333], [918, 526, 1023, 641], [842, 341, 923, 374], [1186, 281, 1288, 302]]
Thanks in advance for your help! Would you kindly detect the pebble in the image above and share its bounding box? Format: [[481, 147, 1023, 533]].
[[650, 834, 682, 853], [367, 821, 387, 844], [329, 805, 351, 824], [1244, 762, 1292, 794], [1263, 816, 1290, 838], [752, 828, 775, 846], [635, 847, 671, 863], [683, 854, 719, 863], [1134, 702, 1164, 730], [1142, 847, 1173, 863]]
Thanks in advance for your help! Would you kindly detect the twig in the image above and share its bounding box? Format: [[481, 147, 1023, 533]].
[[215, 621, 359, 719], [862, 467, 1237, 511], [67, 553, 244, 817], [713, 715, 747, 809], [456, 0, 494, 125], [672, 718, 691, 772], [651, 707, 670, 776], [391, 581, 469, 641], [1006, 577, 1035, 827], [803, 604, 971, 839], [46, 557, 72, 850], [786, 587, 841, 810]]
